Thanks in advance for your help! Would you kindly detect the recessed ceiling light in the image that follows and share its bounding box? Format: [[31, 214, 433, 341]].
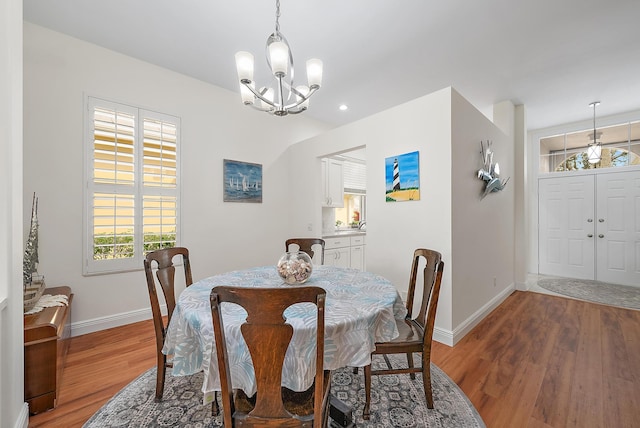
[[339, 104, 348, 111]]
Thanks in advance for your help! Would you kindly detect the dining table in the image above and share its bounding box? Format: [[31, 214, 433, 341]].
[[162, 264, 407, 405]]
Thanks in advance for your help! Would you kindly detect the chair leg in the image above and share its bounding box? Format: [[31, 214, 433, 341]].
[[155, 354, 166, 402], [211, 391, 219, 416], [363, 364, 372, 420], [406, 352, 416, 380], [422, 354, 434, 409], [322, 393, 331, 428]]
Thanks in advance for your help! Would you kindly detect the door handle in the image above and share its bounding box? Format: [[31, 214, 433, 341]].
[[599, 234, 605, 238], [599, 218, 605, 222], [587, 234, 593, 238], [587, 218, 593, 223]]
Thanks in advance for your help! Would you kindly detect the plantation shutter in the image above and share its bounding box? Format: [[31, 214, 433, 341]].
[[84, 97, 180, 275], [343, 160, 366, 194], [93, 107, 136, 185], [142, 116, 178, 253]]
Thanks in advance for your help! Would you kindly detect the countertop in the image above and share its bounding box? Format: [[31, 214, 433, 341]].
[[322, 230, 366, 238]]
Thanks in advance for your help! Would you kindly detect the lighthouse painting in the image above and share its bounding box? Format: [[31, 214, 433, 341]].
[[385, 151, 420, 202]]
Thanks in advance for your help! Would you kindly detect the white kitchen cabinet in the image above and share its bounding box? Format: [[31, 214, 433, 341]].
[[324, 236, 350, 268], [349, 235, 365, 271], [325, 247, 350, 268], [324, 235, 365, 270], [321, 158, 344, 208]]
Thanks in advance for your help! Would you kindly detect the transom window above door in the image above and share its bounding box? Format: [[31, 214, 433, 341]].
[[539, 121, 640, 173]]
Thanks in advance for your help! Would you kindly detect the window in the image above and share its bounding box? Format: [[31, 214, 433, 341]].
[[539, 121, 640, 173], [335, 158, 366, 228], [556, 147, 640, 171], [84, 97, 180, 275], [335, 193, 366, 228]]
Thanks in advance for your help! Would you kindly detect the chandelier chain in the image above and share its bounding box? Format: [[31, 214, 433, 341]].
[[275, 0, 281, 34]]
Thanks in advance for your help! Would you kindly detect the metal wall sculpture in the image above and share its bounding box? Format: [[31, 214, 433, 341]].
[[477, 140, 509, 199]]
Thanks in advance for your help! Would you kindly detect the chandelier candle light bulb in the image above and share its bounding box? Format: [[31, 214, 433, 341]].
[[235, 51, 254, 82], [296, 85, 310, 109], [261, 88, 275, 109], [240, 82, 255, 105], [306, 59, 323, 89], [268, 41, 289, 76]]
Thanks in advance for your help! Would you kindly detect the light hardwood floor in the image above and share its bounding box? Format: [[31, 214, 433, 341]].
[[28, 291, 640, 428]]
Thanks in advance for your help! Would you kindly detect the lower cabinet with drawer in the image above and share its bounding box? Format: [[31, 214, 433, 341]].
[[350, 235, 365, 271], [325, 235, 366, 270]]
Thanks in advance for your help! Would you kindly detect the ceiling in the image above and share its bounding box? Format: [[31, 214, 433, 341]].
[[23, 0, 640, 130]]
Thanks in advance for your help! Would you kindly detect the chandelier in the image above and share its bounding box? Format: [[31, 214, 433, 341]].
[[587, 101, 602, 164], [234, 0, 323, 116]]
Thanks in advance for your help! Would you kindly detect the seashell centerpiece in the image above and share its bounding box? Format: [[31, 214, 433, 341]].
[[277, 251, 313, 285]]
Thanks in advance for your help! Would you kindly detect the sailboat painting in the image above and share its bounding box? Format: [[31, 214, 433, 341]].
[[223, 159, 263, 203]]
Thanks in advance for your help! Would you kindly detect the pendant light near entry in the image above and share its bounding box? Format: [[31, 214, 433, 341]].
[[587, 101, 602, 164]]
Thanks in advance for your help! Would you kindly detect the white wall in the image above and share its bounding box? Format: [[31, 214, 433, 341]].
[[513, 105, 528, 289], [22, 23, 331, 334], [288, 87, 516, 344], [450, 90, 515, 333], [19, 22, 518, 398], [1, 0, 28, 426]]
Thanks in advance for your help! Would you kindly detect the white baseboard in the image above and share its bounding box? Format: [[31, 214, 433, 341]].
[[433, 284, 515, 347], [433, 326, 454, 346], [70, 305, 165, 337], [16, 403, 29, 428]]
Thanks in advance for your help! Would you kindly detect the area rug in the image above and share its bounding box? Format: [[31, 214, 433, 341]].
[[84, 354, 485, 427], [537, 276, 640, 311]]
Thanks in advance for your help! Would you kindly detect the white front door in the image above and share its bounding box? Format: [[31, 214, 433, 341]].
[[595, 171, 640, 286], [538, 175, 595, 279]]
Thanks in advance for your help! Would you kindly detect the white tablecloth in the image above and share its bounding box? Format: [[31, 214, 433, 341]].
[[162, 265, 406, 403]]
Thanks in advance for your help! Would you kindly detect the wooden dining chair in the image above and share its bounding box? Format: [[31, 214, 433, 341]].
[[285, 238, 326, 265], [143, 247, 193, 402], [362, 248, 444, 420], [210, 285, 332, 427]]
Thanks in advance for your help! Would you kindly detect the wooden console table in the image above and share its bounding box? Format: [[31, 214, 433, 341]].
[[24, 286, 73, 415]]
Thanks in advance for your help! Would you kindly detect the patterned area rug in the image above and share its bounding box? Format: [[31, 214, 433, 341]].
[[84, 354, 485, 428], [537, 277, 640, 311]]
